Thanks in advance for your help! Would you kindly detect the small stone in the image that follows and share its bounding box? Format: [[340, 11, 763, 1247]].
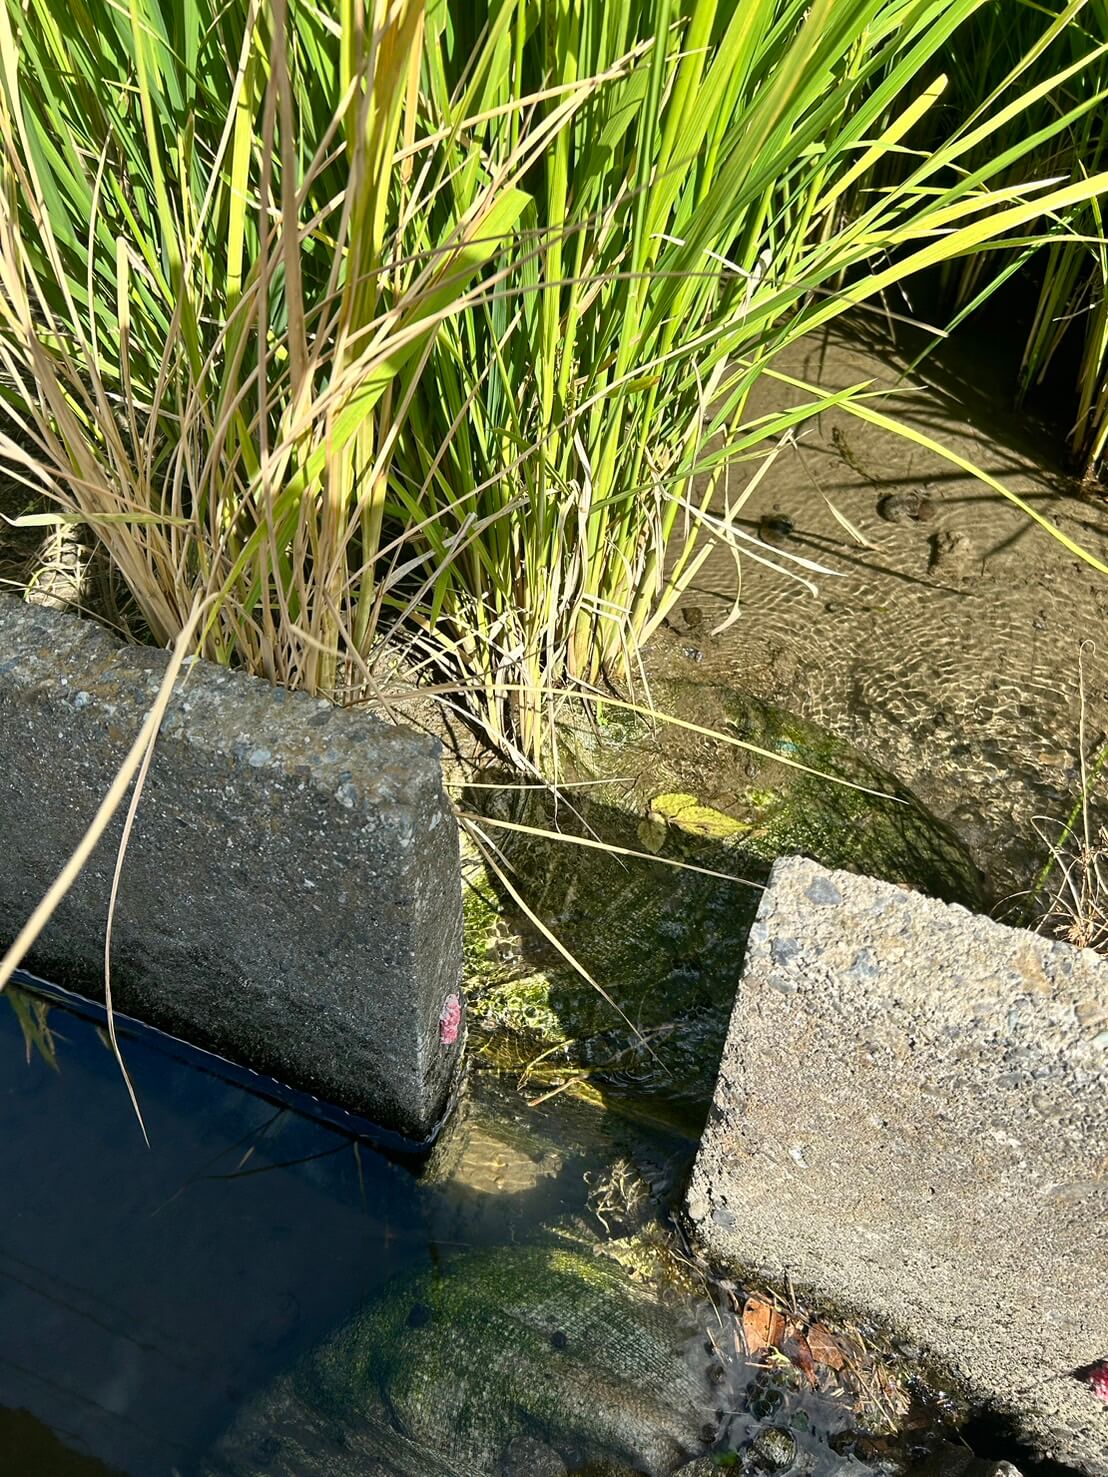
[[747, 1424, 797, 1472], [852, 946, 880, 979], [746, 1376, 785, 1421], [767, 971, 798, 994], [686, 1191, 709, 1221], [928, 528, 975, 573], [759, 511, 795, 545], [805, 875, 842, 906], [878, 491, 934, 524], [771, 936, 801, 965], [1036, 750, 1075, 769]]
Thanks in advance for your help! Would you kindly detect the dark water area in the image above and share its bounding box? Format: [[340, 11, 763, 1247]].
[[0, 974, 437, 1475], [0, 975, 695, 1476]]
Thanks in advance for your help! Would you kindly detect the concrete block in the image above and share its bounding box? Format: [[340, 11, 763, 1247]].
[[0, 598, 463, 1140], [687, 857, 1108, 1475]]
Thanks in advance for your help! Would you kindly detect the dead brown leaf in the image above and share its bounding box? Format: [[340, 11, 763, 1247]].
[[742, 1296, 786, 1357], [807, 1321, 847, 1371], [784, 1326, 819, 1388]]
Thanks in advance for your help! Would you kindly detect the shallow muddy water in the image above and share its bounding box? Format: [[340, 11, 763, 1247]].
[[655, 321, 1108, 905]]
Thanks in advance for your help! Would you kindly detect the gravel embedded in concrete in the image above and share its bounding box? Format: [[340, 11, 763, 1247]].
[[0, 598, 463, 1140], [687, 856, 1108, 1476]]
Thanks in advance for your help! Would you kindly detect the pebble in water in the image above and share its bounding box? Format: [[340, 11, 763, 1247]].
[[928, 529, 976, 574], [747, 1425, 799, 1472], [878, 491, 936, 524], [759, 512, 796, 545]]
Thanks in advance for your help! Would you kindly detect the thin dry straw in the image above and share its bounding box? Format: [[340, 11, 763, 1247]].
[[458, 810, 763, 888]]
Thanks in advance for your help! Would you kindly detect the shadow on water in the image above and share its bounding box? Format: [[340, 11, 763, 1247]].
[[465, 785, 764, 1130], [958, 1409, 1086, 1477], [0, 975, 710, 1477]]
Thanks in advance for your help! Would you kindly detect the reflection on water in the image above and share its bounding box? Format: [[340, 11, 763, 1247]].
[[0, 975, 434, 1474]]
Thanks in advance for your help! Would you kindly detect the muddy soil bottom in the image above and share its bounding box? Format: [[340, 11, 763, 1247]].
[[653, 322, 1108, 906]]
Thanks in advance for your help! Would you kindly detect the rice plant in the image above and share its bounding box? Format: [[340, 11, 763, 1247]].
[[388, 0, 1108, 757], [0, 0, 586, 693], [935, 1, 1108, 478], [0, 0, 1107, 765]]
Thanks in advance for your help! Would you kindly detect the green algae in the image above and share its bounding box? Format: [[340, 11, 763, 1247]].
[[462, 881, 566, 1043], [301, 1239, 718, 1476], [463, 681, 985, 1111], [719, 693, 983, 901], [205, 1232, 725, 1476], [639, 792, 751, 852]]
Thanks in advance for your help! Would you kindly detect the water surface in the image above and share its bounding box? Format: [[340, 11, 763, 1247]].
[[0, 975, 434, 1474]]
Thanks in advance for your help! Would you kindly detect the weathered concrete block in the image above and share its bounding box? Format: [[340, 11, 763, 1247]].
[[687, 857, 1108, 1475], [0, 598, 463, 1140]]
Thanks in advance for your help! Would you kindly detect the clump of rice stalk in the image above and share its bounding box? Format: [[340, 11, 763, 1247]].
[[0, 0, 595, 698], [934, 0, 1108, 479], [1030, 647, 1108, 951], [391, 0, 1108, 760], [1036, 808, 1108, 951], [1031, 743, 1108, 951], [1, 0, 1108, 769]]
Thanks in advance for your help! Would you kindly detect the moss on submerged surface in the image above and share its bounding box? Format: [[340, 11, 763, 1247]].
[[205, 1237, 724, 1477], [463, 682, 985, 1112], [307, 1239, 718, 1475]]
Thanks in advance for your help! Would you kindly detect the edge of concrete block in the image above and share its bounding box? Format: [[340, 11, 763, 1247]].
[[0, 597, 464, 1141], [687, 856, 1108, 1475]]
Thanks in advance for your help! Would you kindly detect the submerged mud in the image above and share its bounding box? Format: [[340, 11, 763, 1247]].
[[659, 322, 1108, 905]]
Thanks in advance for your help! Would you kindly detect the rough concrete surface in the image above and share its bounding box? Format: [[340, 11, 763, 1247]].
[[686, 857, 1108, 1475], [0, 598, 463, 1140]]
